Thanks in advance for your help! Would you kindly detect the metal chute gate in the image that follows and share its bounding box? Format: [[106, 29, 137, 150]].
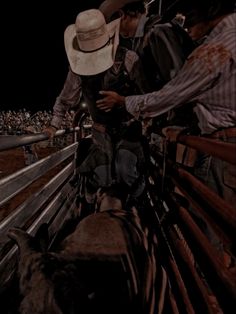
[[0, 114, 235, 313]]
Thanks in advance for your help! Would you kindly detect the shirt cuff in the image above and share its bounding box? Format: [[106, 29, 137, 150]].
[[125, 96, 142, 119]]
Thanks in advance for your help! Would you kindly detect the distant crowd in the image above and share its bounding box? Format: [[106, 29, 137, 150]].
[[0, 109, 75, 136]]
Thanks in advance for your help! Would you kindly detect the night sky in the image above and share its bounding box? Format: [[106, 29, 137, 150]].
[[1, 1, 103, 111]]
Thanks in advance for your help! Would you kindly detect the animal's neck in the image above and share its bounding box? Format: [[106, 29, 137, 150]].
[[99, 196, 123, 212]]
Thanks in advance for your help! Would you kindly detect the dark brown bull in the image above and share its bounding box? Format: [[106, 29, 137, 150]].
[[8, 186, 167, 314]]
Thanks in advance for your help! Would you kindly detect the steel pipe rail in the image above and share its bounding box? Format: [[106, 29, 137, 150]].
[[178, 134, 236, 165], [0, 127, 80, 152]]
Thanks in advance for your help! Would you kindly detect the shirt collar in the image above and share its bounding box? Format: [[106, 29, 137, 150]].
[[206, 13, 236, 42]]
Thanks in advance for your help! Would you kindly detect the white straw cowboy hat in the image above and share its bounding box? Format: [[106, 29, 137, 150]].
[[64, 9, 120, 76], [99, 0, 144, 21]]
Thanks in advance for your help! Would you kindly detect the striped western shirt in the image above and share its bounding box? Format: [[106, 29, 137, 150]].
[[125, 13, 236, 134]]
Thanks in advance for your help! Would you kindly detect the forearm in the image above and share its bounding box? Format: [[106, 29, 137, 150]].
[[125, 41, 232, 119], [51, 69, 82, 129], [51, 98, 72, 129], [125, 58, 213, 118]]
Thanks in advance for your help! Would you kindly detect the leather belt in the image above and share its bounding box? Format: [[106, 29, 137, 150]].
[[207, 127, 236, 139]]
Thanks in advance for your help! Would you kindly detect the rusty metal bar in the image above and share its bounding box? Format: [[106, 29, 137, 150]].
[[171, 202, 236, 301], [150, 148, 235, 235], [168, 256, 195, 314], [168, 227, 223, 314], [172, 178, 232, 248], [178, 134, 236, 165], [174, 167, 236, 231]]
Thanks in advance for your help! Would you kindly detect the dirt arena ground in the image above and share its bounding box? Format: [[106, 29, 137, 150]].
[[0, 145, 61, 222]]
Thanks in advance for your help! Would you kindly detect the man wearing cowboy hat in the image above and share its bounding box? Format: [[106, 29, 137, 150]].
[[45, 9, 148, 204], [99, 0, 194, 92]]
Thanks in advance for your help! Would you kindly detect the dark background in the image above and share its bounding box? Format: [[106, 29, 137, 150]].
[[0, 1, 103, 111], [1, 0, 172, 112]]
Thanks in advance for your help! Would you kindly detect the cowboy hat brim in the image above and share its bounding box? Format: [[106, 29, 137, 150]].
[[64, 18, 120, 76], [99, 0, 143, 21]]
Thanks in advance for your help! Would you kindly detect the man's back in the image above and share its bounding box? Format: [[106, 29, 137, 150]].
[[129, 16, 195, 91]]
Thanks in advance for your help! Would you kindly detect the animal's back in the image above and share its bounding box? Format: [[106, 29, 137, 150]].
[[61, 210, 143, 258]]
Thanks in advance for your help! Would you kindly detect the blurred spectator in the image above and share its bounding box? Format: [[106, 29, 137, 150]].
[[22, 126, 39, 166]]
